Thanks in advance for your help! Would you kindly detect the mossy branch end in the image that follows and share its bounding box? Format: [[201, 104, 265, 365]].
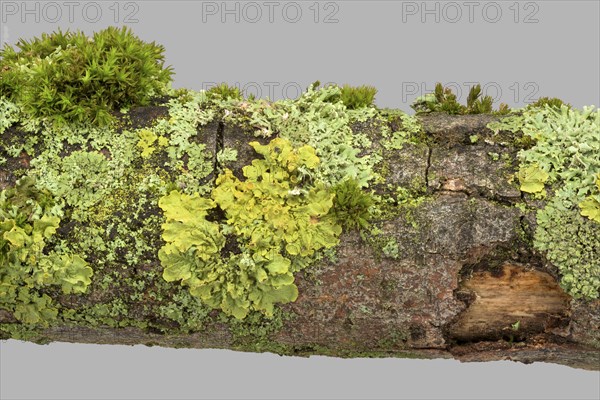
[[1, 28, 599, 371]]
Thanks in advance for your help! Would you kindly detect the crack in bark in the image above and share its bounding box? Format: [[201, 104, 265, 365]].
[[433, 187, 519, 207], [213, 120, 225, 181], [517, 190, 532, 244], [424, 145, 433, 188]]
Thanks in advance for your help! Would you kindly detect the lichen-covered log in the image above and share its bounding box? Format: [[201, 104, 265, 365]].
[[1, 90, 599, 371], [2, 30, 597, 371]]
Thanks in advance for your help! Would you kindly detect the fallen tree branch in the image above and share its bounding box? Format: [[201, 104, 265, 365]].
[[1, 104, 598, 371]]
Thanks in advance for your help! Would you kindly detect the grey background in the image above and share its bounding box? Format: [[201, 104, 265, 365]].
[[0, 1, 599, 399]]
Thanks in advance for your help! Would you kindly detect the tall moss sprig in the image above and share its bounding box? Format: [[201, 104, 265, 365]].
[[412, 83, 509, 115], [0, 26, 173, 126], [331, 178, 375, 230], [528, 97, 571, 110]]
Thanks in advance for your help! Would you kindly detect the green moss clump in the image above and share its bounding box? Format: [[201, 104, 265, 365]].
[[0, 26, 173, 126], [417, 82, 463, 114], [206, 83, 243, 101], [331, 178, 375, 230], [464, 84, 494, 114], [306, 81, 377, 110], [411, 83, 509, 115], [339, 84, 378, 110], [528, 97, 571, 110]]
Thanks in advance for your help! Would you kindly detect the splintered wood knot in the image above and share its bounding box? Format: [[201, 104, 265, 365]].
[[448, 263, 571, 342]]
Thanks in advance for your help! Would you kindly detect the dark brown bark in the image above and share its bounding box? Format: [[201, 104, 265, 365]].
[[1, 109, 598, 371]]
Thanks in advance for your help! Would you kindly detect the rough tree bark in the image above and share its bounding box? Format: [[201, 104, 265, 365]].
[[1, 108, 598, 371]]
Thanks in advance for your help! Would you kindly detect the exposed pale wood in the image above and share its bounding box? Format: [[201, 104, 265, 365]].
[[450, 264, 571, 342]]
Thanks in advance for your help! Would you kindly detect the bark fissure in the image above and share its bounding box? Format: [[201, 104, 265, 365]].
[[424, 145, 433, 188], [214, 120, 225, 178]]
